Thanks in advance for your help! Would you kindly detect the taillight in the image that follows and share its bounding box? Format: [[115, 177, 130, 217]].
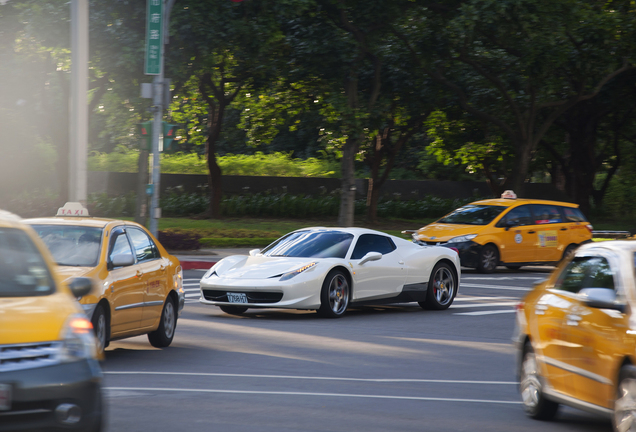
[[449, 247, 459, 253], [585, 224, 593, 233], [515, 302, 524, 312]]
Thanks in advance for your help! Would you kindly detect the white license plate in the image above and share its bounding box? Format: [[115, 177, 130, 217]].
[[0, 383, 11, 411], [227, 292, 248, 304]]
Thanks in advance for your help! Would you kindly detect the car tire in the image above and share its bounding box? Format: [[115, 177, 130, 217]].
[[561, 244, 578, 263], [506, 265, 522, 270], [91, 304, 108, 354], [317, 269, 350, 318], [419, 262, 457, 310], [520, 341, 559, 420], [219, 305, 248, 315], [478, 244, 499, 273], [612, 365, 636, 432], [148, 297, 177, 348]]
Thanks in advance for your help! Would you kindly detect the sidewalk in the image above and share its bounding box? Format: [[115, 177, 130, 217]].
[[170, 248, 253, 270]]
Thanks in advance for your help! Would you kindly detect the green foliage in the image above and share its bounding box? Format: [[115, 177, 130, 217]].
[[87, 192, 136, 218], [157, 229, 203, 251]]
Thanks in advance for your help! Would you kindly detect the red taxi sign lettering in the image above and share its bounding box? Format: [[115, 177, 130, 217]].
[[56, 202, 90, 217], [501, 190, 517, 199]]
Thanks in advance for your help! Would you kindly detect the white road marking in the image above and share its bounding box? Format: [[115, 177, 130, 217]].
[[454, 296, 517, 301], [103, 371, 517, 385], [461, 283, 530, 292], [104, 386, 521, 405], [462, 276, 546, 281], [454, 310, 517, 316], [450, 302, 518, 309]]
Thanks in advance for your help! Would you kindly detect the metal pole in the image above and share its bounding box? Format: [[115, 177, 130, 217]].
[[70, 0, 88, 204], [149, 74, 163, 237]]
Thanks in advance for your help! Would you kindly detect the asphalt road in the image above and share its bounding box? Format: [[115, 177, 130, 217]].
[[100, 267, 612, 432]]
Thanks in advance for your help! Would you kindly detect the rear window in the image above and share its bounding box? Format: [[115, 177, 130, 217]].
[[0, 228, 55, 297], [562, 207, 587, 223]]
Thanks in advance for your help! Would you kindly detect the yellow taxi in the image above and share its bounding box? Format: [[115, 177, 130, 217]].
[[513, 240, 636, 431], [24, 202, 185, 353], [413, 191, 593, 273], [0, 209, 103, 431]]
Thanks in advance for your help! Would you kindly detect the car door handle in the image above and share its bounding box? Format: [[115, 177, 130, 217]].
[[528, 231, 536, 234], [159, 264, 166, 272], [560, 227, 568, 231], [136, 270, 143, 278], [398, 261, 404, 265]]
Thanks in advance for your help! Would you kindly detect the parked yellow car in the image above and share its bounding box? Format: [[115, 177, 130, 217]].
[[513, 240, 636, 431], [0, 209, 103, 431], [413, 191, 593, 272], [24, 202, 185, 353]]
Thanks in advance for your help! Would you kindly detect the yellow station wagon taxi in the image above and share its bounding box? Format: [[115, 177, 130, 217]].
[[513, 240, 636, 431], [413, 191, 593, 273], [0, 210, 103, 431], [24, 202, 185, 353]]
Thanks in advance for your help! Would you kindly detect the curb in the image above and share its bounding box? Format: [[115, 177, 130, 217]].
[[180, 260, 217, 271]]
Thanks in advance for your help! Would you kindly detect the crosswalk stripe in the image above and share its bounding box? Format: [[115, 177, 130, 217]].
[[461, 283, 530, 292]]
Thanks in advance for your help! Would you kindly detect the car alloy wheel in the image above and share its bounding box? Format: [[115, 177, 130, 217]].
[[318, 270, 350, 318], [614, 366, 636, 432], [519, 343, 558, 420], [478, 245, 499, 273]]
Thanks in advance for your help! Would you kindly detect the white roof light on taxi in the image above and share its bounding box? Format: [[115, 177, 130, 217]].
[[56, 202, 90, 217], [501, 190, 517, 199]]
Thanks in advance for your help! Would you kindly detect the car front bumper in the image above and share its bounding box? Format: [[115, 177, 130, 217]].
[[0, 360, 103, 432]]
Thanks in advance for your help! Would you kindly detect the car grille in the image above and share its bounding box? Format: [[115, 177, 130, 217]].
[[202, 289, 283, 304], [0, 341, 62, 372]]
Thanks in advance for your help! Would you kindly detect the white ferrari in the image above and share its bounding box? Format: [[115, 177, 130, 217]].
[[199, 227, 461, 317]]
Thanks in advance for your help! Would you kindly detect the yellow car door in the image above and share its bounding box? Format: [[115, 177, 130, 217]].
[[126, 227, 169, 328], [497, 205, 538, 263], [531, 204, 564, 262], [556, 256, 626, 408], [106, 228, 145, 335]]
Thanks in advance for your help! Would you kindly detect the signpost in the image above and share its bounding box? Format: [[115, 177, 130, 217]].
[[144, 0, 163, 76]]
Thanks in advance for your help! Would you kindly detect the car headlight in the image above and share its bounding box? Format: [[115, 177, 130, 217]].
[[280, 262, 317, 281], [447, 234, 477, 243], [59, 314, 97, 362]]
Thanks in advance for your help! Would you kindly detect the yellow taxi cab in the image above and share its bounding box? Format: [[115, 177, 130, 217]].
[[513, 240, 636, 431], [413, 191, 593, 273], [23, 202, 185, 353], [0, 209, 103, 431]]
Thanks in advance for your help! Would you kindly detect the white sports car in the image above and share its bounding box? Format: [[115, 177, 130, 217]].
[[199, 227, 461, 317]]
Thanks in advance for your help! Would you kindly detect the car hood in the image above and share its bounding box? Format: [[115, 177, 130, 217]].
[[214, 256, 321, 279], [54, 266, 93, 281], [0, 293, 80, 344], [416, 223, 485, 242]]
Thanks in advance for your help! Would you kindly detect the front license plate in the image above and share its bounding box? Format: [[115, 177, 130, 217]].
[[227, 292, 248, 304], [0, 383, 11, 411]]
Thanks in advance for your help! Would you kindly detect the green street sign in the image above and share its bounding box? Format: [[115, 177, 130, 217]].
[[144, 0, 163, 75]]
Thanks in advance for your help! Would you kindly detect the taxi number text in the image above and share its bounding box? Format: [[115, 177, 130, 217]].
[[0, 383, 11, 411], [227, 292, 248, 304]]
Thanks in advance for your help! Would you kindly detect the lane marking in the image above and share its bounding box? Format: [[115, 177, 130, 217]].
[[104, 386, 521, 405], [462, 276, 546, 281], [454, 296, 517, 301], [454, 310, 517, 316], [450, 302, 518, 309], [461, 283, 530, 292], [103, 371, 517, 385]]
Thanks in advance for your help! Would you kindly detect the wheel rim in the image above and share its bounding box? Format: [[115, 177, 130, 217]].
[[482, 248, 497, 271], [328, 274, 349, 315], [615, 378, 636, 432], [432, 267, 454, 306], [520, 351, 541, 410], [95, 313, 106, 351], [163, 301, 175, 338]]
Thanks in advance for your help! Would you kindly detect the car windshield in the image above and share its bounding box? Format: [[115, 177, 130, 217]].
[[30, 225, 103, 267], [438, 205, 507, 225], [261, 230, 354, 259], [0, 228, 55, 297]]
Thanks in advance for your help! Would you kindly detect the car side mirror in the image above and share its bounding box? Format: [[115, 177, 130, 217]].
[[359, 252, 382, 265], [579, 288, 626, 313], [110, 252, 135, 269], [249, 249, 261, 257], [68, 277, 93, 298]]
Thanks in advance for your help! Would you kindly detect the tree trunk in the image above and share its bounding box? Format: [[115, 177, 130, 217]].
[[205, 104, 224, 219], [338, 134, 359, 227]]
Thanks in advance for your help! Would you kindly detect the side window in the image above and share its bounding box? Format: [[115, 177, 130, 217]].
[[351, 234, 396, 260], [109, 231, 134, 264], [562, 207, 587, 222], [554, 256, 614, 294], [127, 228, 160, 262], [531, 204, 562, 225], [498, 206, 533, 227]]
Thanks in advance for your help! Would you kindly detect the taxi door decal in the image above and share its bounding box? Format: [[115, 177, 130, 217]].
[[538, 230, 558, 247]]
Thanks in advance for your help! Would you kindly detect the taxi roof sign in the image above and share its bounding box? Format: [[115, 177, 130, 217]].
[[0, 209, 22, 222], [501, 190, 517, 199], [56, 202, 90, 217]]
